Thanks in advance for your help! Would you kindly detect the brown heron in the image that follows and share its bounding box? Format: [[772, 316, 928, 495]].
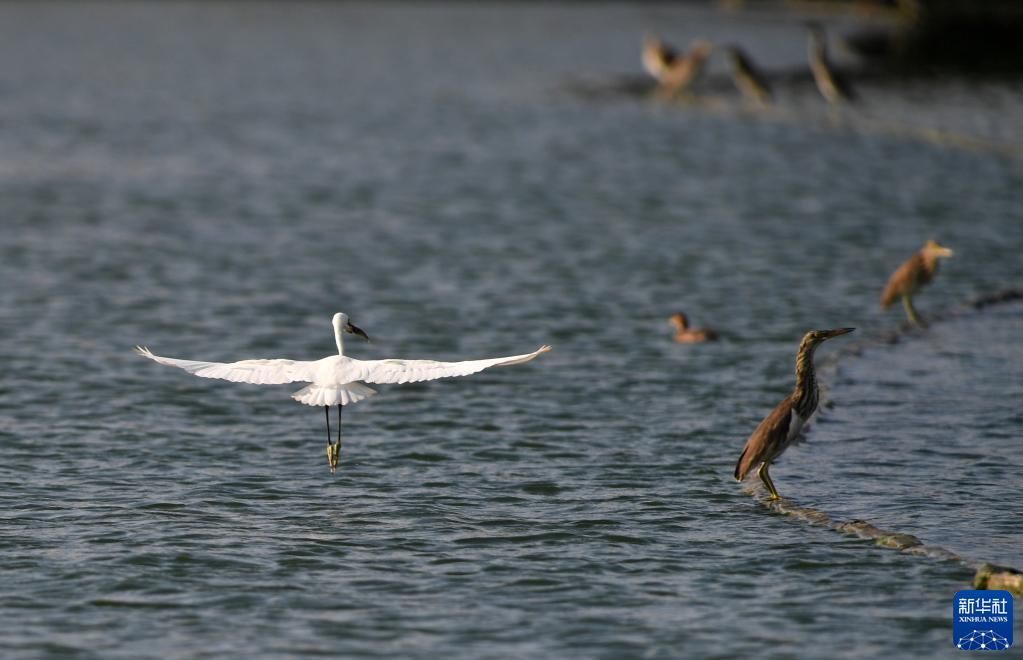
[[723, 45, 772, 107], [734, 327, 854, 500], [642, 36, 713, 95], [669, 312, 719, 343], [807, 23, 856, 105], [880, 240, 953, 326]]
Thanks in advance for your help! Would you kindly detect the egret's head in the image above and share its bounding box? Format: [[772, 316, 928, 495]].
[[923, 240, 953, 259], [332, 312, 369, 341], [800, 327, 854, 351]]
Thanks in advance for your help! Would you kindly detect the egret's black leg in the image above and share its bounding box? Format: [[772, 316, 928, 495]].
[[337, 404, 343, 447], [325, 405, 338, 473], [324, 406, 331, 445]]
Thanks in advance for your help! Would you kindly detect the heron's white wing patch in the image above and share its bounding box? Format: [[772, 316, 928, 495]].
[[135, 346, 317, 385], [342, 345, 551, 385], [786, 409, 807, 446]]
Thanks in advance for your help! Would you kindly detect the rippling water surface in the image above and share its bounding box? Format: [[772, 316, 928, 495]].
[[1, 3, 1021, 658]]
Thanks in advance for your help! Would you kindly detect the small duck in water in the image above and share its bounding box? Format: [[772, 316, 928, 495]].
[[669, 311, 719, 343]]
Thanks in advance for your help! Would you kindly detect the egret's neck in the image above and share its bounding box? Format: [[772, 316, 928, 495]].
[[334, 325, 345, 356]]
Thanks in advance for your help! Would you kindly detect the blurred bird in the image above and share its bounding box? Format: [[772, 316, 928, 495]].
[[642, 35, 678, 80], [723, 45, 772, 107], [880, 240, 953, 326], [669, 311, 719, 343], [734, 327, 854, 500], [137, 312, 551, 473], [642, 36, 713, 95], [806, 23, 856, 105]]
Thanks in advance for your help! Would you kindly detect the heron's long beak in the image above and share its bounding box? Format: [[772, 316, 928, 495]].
[[938, 246, 954, 257], [825, 327, 855, 338], [345, 322, 370, 341]]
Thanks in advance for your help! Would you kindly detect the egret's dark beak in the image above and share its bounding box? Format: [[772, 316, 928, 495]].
[[826, 327, 855, 338], [345, 322, 369, 341]]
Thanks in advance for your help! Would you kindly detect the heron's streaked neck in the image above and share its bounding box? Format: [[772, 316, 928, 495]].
[[793, 343, 819, 416], [334, 325, 345, 356], [921, 251, 942, 277]]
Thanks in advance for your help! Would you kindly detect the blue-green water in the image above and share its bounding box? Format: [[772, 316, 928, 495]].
[[1, 3, 1021, 658]]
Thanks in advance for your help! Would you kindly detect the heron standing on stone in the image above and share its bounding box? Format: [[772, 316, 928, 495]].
[[734, 327, 854, 500], [880, 240, 953, 326]]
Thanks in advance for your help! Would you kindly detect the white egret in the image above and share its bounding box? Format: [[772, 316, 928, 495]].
[[136, 312, 552, 472]]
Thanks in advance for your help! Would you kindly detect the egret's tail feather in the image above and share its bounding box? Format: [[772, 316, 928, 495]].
[[291, 382, 377, 407]]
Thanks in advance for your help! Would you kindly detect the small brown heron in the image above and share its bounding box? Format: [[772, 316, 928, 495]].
[[807, 23, 856, 105], [734, 327, 854, 500], [642, 36, 713, 95], [880, 240, 953, 326], [723, 45, 772, 107], [669, 312, 719, 343]]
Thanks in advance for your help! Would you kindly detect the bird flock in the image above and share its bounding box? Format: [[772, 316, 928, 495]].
[[133, 24, 953, 495], [642, 23, 855, 108], [137, 239, 950, 497]]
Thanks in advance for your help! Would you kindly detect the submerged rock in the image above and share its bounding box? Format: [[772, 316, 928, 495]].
[[973, 563, 1023, 597], [837, 520, 923, 550]]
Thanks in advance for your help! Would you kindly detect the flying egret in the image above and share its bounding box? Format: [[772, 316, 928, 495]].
[[136, 312, 552, 472]]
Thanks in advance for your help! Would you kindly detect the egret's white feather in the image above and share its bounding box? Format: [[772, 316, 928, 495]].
[[136, 316, 551, 408], [291, 382, 377, 407], [135, 345, 551, 393], [335, 347, 552, 385], [134, 346, 316, 385]]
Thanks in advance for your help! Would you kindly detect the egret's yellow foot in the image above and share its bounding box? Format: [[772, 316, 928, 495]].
[[326, 442, 340, 473]]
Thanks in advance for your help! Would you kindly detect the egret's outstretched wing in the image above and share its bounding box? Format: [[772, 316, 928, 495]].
[[345, 345, 551, 385], [135, 346, 316, 385]]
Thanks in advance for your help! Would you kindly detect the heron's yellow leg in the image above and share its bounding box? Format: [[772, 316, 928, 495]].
[[756, 462, 780, 500], [902, 294, 925, 327]]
